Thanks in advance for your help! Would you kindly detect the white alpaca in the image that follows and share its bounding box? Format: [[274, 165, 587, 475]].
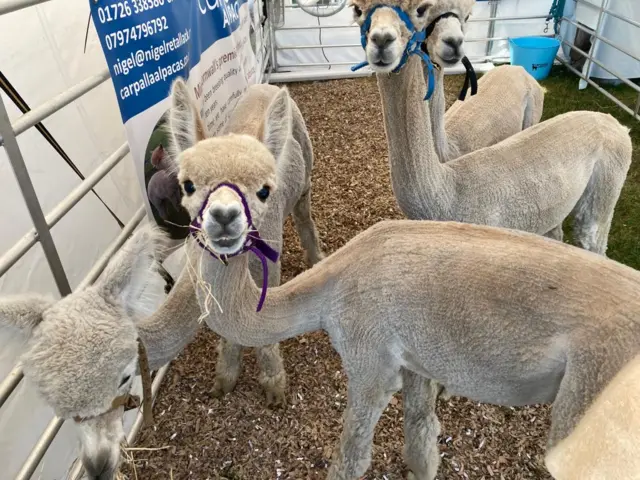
[[351, 0, 631, 252], [167, 81, 324, 405], [423, 0, 545, 162], [3, 78, 639, 479]]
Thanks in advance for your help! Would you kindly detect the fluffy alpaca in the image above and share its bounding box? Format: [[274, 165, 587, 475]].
[[351, 0, 631, 253], [3, 122, 640, 479], [424, 0, 545, 162], [167, 80, 324, 405]]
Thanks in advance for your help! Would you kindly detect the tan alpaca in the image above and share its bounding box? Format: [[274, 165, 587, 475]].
[[545, 354, 640, 480], [168, 82, 324, 405], [424, 0, 545, 162], [6, 76, 640, 479], [352, 0, 631, 252]]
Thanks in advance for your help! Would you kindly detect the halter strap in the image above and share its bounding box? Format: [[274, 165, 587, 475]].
[[425, 11, 459, 37], [352, 4, 436, 101], [189, 182, 280, 312], [422, 11, 478, 101]]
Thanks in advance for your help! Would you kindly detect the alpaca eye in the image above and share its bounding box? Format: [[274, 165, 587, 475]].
[[465, 14, 470, 22], [256, 186, 270, 202], [119, 375, 131, 388], [416, 4, 428, 17], [353, 5, 362, 16], [183, 180, 196, 195]]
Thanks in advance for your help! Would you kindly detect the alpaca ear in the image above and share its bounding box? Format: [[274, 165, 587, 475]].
[[94, 225, 168, 320], [0, 294, 54, 337], [262, 88, 292, 161], [168, 78, 207, 159]]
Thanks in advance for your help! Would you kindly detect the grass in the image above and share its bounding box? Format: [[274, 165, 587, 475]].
[[539, 66, 640, 268]]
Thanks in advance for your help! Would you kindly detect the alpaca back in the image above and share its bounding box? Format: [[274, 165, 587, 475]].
[[225, 84, 313, 181], [444, 65, 545, 159], [449, 110, 631, 234], [223, 84, 313, 285]]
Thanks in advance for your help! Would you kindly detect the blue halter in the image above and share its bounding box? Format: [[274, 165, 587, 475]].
[[351, 4, 436, 101]]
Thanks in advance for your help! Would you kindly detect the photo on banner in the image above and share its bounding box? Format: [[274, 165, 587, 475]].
[[90, 0, 263, 239]]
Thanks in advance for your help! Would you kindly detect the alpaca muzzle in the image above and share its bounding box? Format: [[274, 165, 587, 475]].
[[189, 182, 280, 312]]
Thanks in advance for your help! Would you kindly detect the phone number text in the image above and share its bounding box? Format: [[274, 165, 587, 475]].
[[104, 16, 169, 50]]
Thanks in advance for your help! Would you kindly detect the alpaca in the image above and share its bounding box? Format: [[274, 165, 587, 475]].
[[168, 81, 324, 405], [3, 113, 640, 479], [545, 354, 640, 480], [147, 144, 182, 221], [352, 0, 631, 252], [147, 169, 182, 221], [423, 0, 545, 162]]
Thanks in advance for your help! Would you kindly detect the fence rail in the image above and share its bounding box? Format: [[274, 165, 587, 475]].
[[0, 1, 159, 478], [556, 3, 640, 123]]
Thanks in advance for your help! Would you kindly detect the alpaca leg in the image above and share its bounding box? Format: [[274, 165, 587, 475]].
[[522, 87, 544, 130], [571, 165, 624, 256], [292, 188, 325, 266], [254, 344, 287, 407], [212, 338, 243, 397], [402, 370, 441, 480], [327, 372, 399, 479], [544, 225, 563, 242]]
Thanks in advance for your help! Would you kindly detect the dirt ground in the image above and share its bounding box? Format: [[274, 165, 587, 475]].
[[122, 75, 553, 480]]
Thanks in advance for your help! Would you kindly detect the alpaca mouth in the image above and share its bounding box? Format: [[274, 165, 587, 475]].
[[216, 236, 239, 247], [441, 55, 461, 65], [439, 50, 463, 66], [208, 234, 246, 256]]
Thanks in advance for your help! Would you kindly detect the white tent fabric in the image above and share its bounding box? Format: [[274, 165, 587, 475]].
[[0, 2, 140, 478], [275, 0, 556, 72]]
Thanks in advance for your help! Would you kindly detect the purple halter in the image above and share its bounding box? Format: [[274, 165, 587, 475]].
[[189, 182, 280, 312]]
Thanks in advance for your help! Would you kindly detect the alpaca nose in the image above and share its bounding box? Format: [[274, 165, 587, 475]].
[[370, 31, 396, 50], [443, 36, 463, 52], [83, 450, 117, 480], [210, 205, 241, 226]]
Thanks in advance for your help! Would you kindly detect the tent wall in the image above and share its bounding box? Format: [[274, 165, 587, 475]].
[[273, 0, 555, 74]]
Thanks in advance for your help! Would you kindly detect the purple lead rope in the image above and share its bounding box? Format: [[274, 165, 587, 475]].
[[189, 182, 280, 312]]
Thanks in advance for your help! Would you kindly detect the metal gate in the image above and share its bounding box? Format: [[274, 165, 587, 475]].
[[0, 1, 167, 478], [556, 0, 640, 122]]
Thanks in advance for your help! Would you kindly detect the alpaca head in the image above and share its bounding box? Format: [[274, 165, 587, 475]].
[[350, 0, 436, 73], [350, 0, 475, 72], [424, 0, 475, 67], [0, 226, 167, 480], [167, 78, 292, 256]]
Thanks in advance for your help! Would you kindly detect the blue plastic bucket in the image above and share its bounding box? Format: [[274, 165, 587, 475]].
[[509, 36, 560, 81]]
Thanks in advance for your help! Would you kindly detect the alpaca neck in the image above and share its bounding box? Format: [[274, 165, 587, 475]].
[[137, 268, 202, 370], [377, 56, 455, 220], [197, 245, 326, 346], [428, 67, 452, 162]]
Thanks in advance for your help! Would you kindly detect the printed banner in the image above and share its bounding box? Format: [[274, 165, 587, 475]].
[[90, 0, 263, 239]]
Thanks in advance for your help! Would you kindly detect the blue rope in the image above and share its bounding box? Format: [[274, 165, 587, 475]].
[[547, 0, 567, 34], [351, 5, 436, 100]]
